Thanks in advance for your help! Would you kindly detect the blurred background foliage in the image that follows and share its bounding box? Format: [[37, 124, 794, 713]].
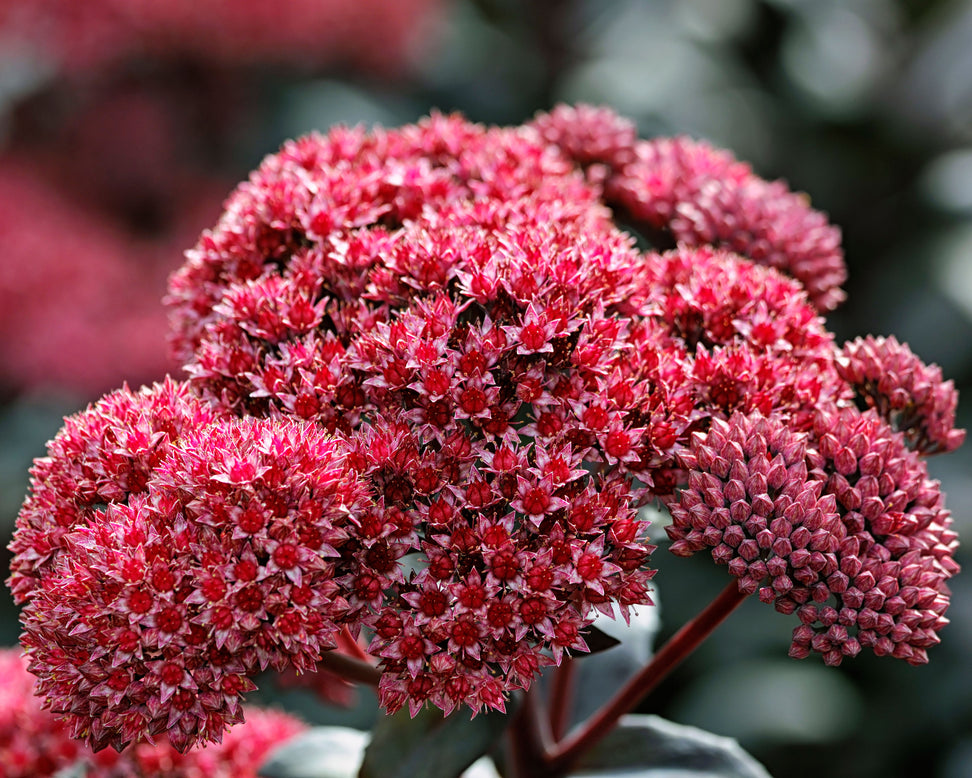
[[0, 1, 971, 776]]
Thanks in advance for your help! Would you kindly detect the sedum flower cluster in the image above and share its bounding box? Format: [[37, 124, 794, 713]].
[[9, 106, 962, 755]]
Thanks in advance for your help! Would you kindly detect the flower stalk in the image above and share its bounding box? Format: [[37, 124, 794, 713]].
[[543, 581, 749, 776]]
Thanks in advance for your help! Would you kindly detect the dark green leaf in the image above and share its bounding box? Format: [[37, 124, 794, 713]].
[[358, 703, 513, 778], [571, 714, 771, 778]]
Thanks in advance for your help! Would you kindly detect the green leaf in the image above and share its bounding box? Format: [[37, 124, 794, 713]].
[[571, 714, 772, 778], [358, 703, 513, 778], [259, 727, 369, 778]]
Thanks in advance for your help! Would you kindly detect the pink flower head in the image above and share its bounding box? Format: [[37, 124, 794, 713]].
[[531, 106, 846, 312], [529, 103, 638, 173], [670, 407, 959, 666], [837, 335, 965, 455], [166, 114, 659, 716], [8, 378, 219, 605], [791, 407, 959, 666], [19, 417, 368, 753], [619, 138, 846, 312]]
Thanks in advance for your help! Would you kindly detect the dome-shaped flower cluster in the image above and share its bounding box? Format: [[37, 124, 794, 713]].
[[168, 114, 659, 717], [8, 107, 964, 756], [0, 647, 304, 778], [668, 413, 842, 602], [19, 415, 368, 752], [798, 407, 958, 666], [838, 335, 965, 455]]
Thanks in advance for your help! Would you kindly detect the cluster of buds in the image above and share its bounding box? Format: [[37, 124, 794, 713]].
[[9, 106, 962, 755]]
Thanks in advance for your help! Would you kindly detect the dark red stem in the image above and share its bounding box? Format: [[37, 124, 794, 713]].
[[548, 657, 577, 742], [318, 649, 381, 687], [544, 581, 749, 775], [508, 686, 553, 778]]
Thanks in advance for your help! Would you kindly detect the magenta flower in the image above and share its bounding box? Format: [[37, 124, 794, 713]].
[[668, 412, 842, 604], [669, 406, 959, 667], [18, 416, 368, 752], [837, 335, 966, 455], [165, 115, 659, 716], [7, 107, 964, 766], [530, 103, 638, 174]]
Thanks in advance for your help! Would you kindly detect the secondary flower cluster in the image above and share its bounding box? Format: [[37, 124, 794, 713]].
[[530, 104, 847, 312], [667, 408, 958, 666], [9, 106, 963, 755], [0, 648, 305, 778], [837, 335, 965, 455], [13, 382, 368, 752]]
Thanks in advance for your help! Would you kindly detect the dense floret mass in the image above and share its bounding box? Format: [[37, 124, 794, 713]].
[[668, 413, 842, 602], [168, 114, 660, 716], [795, 407, 958, 666], [668, 407, 959, 666], [19, 417, 367, 752], [8, 106, 963, 755], [531, 106, 847, 312]]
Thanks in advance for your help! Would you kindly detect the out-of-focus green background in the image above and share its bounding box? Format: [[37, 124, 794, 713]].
[[1, 2, 970, 776]]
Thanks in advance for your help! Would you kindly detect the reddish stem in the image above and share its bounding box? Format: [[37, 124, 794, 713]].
[[544, 581, 748, 775], [548, 657, 577, 742], [317, 649, 381, 687], [508, 686, 553, 778]]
